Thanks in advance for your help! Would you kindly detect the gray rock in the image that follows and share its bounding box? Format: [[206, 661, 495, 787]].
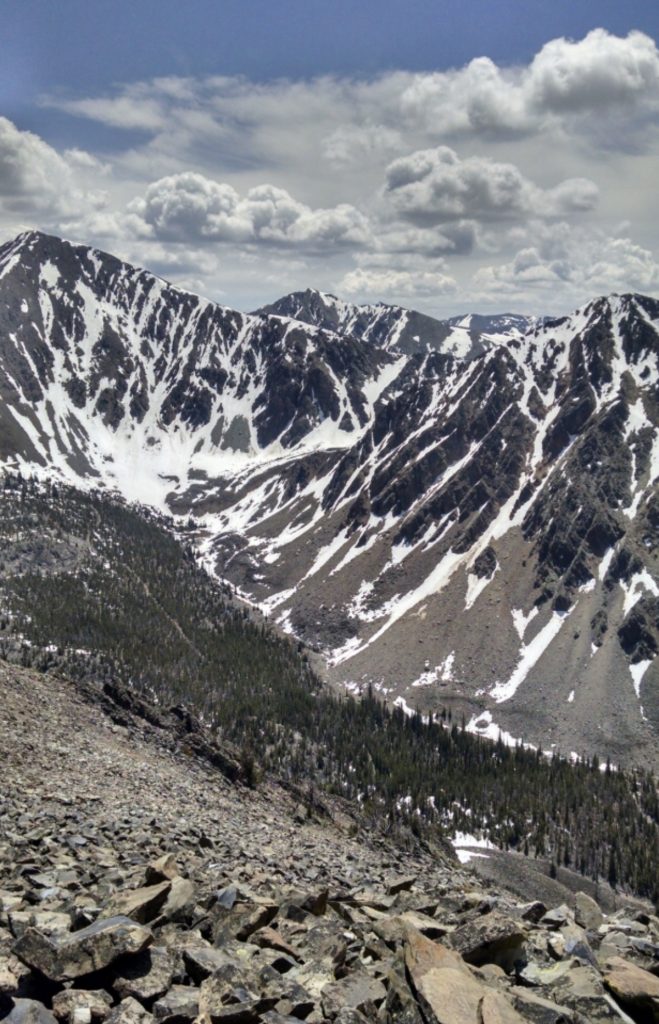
[[12, 916, 152, 981], [540, 906, 573, 930], [113, 947, 176, 1003], [104, 998, 153, 1024], [4, 1000, 58, 1024], [574, 892, 603, 932], [450, 912, 527, 972], [101, 883, 171, 925], [320, 972, 386, 1018], [144, 855, 180, 886], [182, 946, 233, 984], [152, 985, 199, 1024], [51, 989, 112, 1021]]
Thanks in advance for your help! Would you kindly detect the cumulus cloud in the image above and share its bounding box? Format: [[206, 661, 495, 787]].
[[0, 116, 107, 232], [397, 30, 659, 138], [5, 28, 658, 317], [130, 172, 371, 249], [0, 117, 73, 212], [339, 265, 457, 299], [382, 146, 598, 225], [42, 30, 659, 183], [527, 29, 659, 113], [474, 224, 659, 302]]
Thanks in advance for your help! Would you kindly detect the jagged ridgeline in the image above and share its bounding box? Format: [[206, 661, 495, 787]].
[[1, 231, 658, 767], [1, 476, 658, 901]]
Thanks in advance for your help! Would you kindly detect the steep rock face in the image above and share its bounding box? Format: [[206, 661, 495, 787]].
[[0, 232, 392, 503], [0, 231, 657, 765]]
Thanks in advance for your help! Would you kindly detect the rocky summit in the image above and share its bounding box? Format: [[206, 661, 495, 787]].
[[2, 661, 659, 1024], [0, 230, 657, 764]]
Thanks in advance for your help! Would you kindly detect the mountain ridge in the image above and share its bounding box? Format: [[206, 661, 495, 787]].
[[0, 229, 657, 767], [255, 286, 538, 359]]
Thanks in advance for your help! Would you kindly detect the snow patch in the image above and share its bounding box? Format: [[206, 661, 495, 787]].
[[621, 570, 659, 617], [451, 831, 496, 864], [490, 610, 571, 704], [511, 606, 539, 640], [465, 567, 496, 611], [465, 710, 535, 749], [630, 660, 651, 700]]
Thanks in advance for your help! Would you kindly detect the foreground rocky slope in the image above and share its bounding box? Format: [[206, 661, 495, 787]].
[[0, 231, 657, 764], [2, 663, 659, 1024]]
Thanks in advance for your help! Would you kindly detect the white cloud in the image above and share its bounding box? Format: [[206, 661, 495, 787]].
[[339, 265, 457, 299], [0, 117, 107, 234], [382, 146, 598, 224], [527, 28, 659, 113], [2, 28, 656, 317], [474, 225, 659, 302], [41, 30, 659, 189], [0, 117, 72, 213], [130, 172, 371, 249]]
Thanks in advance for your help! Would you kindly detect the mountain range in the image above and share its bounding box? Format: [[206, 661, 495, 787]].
[[0, 229, 657, 767]]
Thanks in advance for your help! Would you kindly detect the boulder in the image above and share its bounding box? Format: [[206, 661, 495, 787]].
[[450, 913, 526, 971], [13, 917, 152, 982], [479, 991, 527, 1023], [602, 955, 659, 1021], [574, 892, 603, 932], [153, 879, 195, 927], [320, 972, 386, 1018], [101, 883, 171, 925], [51, 990, 112, 1021], [113, 947, 176, 1003], [104, 998, 153, 1024], [144, 856, 180, 886], [152, 985, 199, 1023], [4, 1000, 58, 1024]]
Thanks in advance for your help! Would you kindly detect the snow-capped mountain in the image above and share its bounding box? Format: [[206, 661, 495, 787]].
[[256, 289, 536, 359], [1, 231, 657, 766]]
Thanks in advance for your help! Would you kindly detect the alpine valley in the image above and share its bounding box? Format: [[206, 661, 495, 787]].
[[1, 229, 658, 769]]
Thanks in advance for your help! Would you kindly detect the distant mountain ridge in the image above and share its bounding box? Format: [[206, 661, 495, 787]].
[[255, 288, 538, 359], [0, 230, 657, 767]]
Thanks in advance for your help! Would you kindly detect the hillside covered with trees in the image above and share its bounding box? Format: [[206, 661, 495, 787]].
[[1, 474, 657, 902]]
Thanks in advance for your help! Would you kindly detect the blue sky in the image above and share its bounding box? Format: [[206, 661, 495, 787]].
[[2, 1, 659, 314]]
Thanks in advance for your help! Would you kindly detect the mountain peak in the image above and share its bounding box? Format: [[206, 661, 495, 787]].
[[0, 232, 657, 765]]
